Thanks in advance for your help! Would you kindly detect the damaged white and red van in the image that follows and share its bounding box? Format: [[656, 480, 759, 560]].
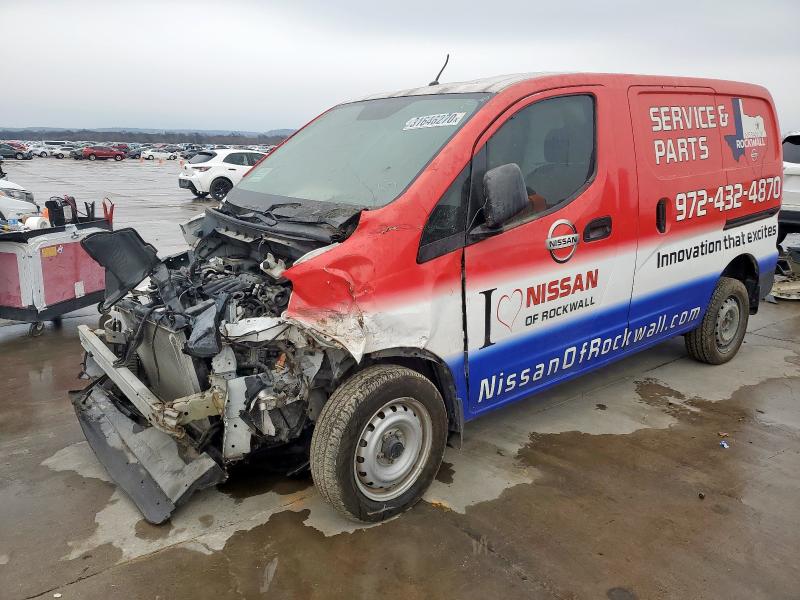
[[74, 73, 782, 524]]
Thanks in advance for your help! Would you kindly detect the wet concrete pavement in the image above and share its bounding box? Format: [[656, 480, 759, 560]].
[[2, 159, 800, 599]]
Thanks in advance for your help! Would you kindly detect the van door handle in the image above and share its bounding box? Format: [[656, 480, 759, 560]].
[[583, 216, 612, 242], [656, 198, 667, 233]]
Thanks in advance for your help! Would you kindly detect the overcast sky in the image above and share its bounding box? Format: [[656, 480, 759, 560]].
[[3, 0, 799, 132]]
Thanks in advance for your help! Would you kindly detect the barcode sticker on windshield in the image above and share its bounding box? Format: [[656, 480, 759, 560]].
[[403, 112, 466, 130]]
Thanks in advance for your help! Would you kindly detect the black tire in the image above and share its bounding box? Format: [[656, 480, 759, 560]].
[[56, 153, 63, 159], [88, 154, 97, 161], [15, 152, 23, 160], [209, 177, 233, 201], [39, 152, 47, 158], [192, 190, 209, 199], [147, 155, 154, 160], [685, 277, 749, 365], [28, 321, 45, 337], [310, 364, 448, 522], [114, 154, 123, 161]]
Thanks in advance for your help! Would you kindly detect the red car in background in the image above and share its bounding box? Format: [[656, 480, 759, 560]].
[[78, 146, 126, 161]]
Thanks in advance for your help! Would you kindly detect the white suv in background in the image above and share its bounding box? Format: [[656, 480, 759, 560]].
[[178, 149, 265, 200], [780, 131, 800, 245]]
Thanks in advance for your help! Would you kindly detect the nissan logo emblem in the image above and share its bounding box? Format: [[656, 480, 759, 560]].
[[546, 219, 579, 263]]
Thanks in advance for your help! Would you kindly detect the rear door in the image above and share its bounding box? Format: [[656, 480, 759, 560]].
[[222, 152, 251, 183], [463, 87, 638, 417], [627, 87, 728, 346]]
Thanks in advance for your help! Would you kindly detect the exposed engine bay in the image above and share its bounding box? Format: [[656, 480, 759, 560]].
[[73, 202, 361, 523]]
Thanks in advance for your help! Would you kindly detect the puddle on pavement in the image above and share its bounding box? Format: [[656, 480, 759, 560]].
[[218, 462, 313, 503], [134, 519, 174, 541]]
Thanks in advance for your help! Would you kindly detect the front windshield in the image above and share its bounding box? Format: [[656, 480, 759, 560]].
[[229, 93, 490, 209]]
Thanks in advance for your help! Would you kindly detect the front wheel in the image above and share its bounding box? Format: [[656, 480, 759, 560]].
[[39, 152, 47, 158], [209, 178, 233, 201], [310, 365, 448, 522], [147, 155, 154, 160], [56, 153, 64, 159], [114, 154, 123, 161], [88, 154, 96, 161], [685, 277, 749, 365], [15, 152, 23, 160]]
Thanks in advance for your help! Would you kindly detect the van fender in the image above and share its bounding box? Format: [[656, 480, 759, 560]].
[[720, 253, 762, 313], [364, 346, 464, 440]]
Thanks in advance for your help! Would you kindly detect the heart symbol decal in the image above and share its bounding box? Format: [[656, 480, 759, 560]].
[[496, 288, 523, 332]]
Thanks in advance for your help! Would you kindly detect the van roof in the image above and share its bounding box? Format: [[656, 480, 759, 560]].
[[358, 72, 770, 102], [359, 72, 557, 100]]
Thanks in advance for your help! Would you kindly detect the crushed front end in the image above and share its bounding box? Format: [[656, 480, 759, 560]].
[[73, 203, 359, 523]]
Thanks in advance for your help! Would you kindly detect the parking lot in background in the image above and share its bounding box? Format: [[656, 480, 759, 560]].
[[4, 157, 201, 256], [0, 158, 798, 599]]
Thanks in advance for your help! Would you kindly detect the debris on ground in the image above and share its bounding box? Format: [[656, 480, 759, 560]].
[[772, 248, 800, 300], [719, 440, 730, 449]]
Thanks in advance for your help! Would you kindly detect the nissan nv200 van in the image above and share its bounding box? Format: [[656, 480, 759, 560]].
[[74, 73, 781, 523]]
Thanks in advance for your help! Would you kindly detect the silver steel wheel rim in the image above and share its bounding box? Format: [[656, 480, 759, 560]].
[[716, 296, 741, 350], [354, 397, 432, 502]]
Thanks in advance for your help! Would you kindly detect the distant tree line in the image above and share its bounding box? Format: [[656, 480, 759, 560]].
[[0, 129, 289, 145]]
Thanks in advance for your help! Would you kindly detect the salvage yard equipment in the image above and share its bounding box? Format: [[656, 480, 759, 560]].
[[72, 73, 781, 524], [0, 197, 113, 335]]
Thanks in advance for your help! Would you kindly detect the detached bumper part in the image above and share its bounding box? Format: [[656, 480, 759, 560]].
[[72, 386, 226, 524]]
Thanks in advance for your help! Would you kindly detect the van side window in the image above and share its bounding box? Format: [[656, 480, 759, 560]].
[[418, 164, 471, 262], [483, 94, 595, 221]]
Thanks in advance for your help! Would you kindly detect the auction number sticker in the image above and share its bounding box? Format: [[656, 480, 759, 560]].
[[675, 177, 781, 222], [403, 112, 465, 130]]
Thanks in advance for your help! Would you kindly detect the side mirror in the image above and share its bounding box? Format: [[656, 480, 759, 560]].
[[482, 163, 528, 229]]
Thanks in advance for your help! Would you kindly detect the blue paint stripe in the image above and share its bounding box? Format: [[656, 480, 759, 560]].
[[447, 252, 778, 422], [450, 273, 712, 420]]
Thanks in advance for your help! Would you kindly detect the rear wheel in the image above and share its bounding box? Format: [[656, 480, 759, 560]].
[[114, 154, 123, 161], [685, 277, 749, 364], [56, 153, 64, 159], [15, 152, 23, 160], [210, 178, 233, 201], [147, 155, 154, 160], [310, 365, 447, 522], [39, 152, 47, 158]]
